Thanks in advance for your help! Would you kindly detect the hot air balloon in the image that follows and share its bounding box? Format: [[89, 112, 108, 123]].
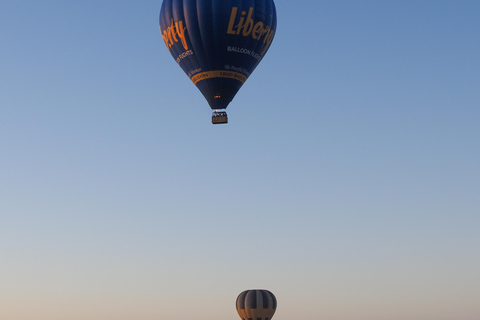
[[236, 289, 277, 320], [159, 0, 277, 124]]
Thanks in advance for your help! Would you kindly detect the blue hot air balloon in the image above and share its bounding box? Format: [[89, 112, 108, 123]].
[[159, 0, 277, 124]]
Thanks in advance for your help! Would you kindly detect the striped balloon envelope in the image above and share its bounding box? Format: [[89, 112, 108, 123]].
[[159, 0, 277, 123], [236, 289, 277, 320]]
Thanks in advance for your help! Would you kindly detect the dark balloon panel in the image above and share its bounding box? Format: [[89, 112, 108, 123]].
[[159, 0, 277, 111]]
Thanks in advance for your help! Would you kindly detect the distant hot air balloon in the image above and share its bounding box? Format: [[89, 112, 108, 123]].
[[236, 289, 277, 320], [159, 0, 277, 124]]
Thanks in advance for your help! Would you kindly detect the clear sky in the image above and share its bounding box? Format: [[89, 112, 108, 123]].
[[1, 1, 479, 320]]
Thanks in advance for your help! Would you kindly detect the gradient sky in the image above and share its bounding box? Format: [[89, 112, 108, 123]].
[[1, 1, 479, 320]]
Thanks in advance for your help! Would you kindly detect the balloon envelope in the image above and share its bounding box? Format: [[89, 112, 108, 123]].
[[159, 0, 277, 111], [236, 289, 277, 320]]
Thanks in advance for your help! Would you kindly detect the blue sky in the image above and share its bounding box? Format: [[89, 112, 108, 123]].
[[1, 1, 479, 319]]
